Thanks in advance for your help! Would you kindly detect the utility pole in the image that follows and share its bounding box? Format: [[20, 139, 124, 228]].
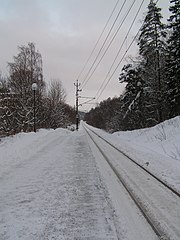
[[74, 80, 81, 130]]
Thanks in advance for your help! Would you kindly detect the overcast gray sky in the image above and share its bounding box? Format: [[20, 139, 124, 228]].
[[0, 0, 170, 111]]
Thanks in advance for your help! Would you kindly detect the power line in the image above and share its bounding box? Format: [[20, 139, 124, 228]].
[[95, 0, 145, 100], [81, 0, 128, 87], [82, 0, 136, 89], [87, 0, 160, 110], [96, 29, 141, 102], [76, 0, 120, 81]]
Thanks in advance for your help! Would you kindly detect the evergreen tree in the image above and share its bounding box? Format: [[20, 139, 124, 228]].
[[138, 0, 167, 123], [119, 63, 146, 129], [166, 0, 180, 117], [84, 97, 124, 132]]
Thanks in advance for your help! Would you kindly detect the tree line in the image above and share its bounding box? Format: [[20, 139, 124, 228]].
[[0, 43, 75, 136], [85, 0, 180, 132]]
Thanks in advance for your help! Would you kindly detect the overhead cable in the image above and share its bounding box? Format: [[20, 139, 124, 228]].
[[95, 0, 145, 100], [81, 0, 128, 87], [96, 29, 141, 102], [76, 0, 120, 81], [82, 0, 136, 89]]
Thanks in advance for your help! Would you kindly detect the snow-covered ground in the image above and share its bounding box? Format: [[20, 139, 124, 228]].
[[113, 116, 180, 161], [84, 121, 180, 239], [0, 129, 119, 239], [88, 116, 180, 193], [0, 117, 179, 239]]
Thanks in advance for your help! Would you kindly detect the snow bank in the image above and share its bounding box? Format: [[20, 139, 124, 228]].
[[113, 116, 180, 161], [0, 128, 70, 178]]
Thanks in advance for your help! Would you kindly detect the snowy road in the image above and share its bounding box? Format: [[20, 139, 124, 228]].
[[0, 124, 179, 239]]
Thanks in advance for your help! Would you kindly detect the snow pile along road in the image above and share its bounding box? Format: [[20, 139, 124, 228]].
[[113, 116, 180, 161], [0, 128, 69, 178]]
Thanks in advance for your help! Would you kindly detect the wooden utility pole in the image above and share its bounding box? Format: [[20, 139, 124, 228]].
[[74, 80, 81, 130]]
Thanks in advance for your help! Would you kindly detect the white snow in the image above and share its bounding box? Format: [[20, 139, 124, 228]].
[[88, 116, 180, 192], [114, 116, 180, 161], [0, 128, 118, 239], [0, 116, 180, 239]]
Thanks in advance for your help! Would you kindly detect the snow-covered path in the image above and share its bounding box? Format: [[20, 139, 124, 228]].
[[0, 120, 179, 240], [0, 130, 118, 239]]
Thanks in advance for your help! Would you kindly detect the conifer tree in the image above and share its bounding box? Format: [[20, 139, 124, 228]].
[[119, 63, 146, 129], [138, 0, 167, 123], [166, 0, 180, 117]]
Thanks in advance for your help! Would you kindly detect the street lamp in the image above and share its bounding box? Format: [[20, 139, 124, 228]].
[[32, 83, 38, 132]]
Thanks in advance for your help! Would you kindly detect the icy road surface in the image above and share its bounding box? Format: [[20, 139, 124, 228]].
[[0, 127, 162, 239]]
